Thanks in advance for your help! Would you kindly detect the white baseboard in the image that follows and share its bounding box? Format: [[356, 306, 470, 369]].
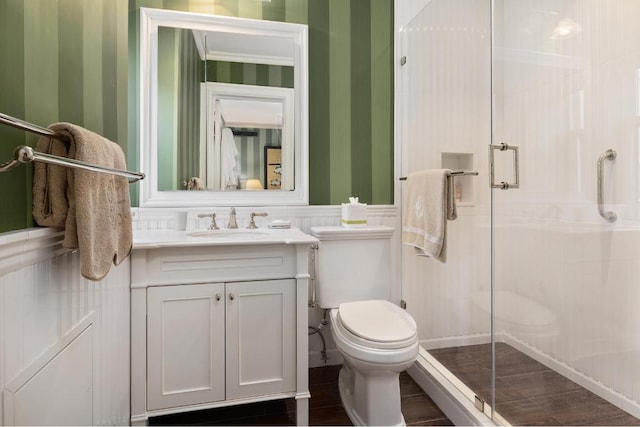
[[421, 333, 492, 350]]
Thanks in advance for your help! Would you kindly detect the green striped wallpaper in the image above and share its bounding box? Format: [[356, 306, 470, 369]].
[[0, 0, 393, 233], [206, 61, 294, 88], [0, 0, 128, 233]]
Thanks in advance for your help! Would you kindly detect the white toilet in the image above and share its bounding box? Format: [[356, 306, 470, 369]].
[[310, 225, 419, 427]]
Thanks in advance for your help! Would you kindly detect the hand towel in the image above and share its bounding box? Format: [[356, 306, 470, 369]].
[[220, 127, 240, 190], [402, 169, 457, 262], [32, 123, 132, 281]]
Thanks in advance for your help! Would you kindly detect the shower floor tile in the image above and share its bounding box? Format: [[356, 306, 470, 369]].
[[430, 342, 640, 426], [149, 365, 452, 426]]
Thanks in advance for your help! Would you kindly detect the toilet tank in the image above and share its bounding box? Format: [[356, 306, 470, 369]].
[[310, 225, 394, 309]]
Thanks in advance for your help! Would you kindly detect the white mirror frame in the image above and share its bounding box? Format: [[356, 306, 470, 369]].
[[139, 7, 308, 207]]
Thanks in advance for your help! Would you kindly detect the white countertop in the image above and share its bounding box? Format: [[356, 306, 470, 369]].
[[132, 226, 318, 250]]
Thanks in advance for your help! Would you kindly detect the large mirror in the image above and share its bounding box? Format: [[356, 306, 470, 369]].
[[139, 8, 308, 207]]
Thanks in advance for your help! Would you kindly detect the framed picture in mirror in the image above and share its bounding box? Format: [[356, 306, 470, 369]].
[[264, 146, 282, 190]]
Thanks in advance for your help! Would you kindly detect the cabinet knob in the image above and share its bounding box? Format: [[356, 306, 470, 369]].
[[229, 293, 235, 301], [215, 293, 221, 301]]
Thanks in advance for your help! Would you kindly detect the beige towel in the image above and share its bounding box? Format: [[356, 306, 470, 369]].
[[402, 169, 457, 262], [33, 123, 132, 281], [32, 137, 69, 227]]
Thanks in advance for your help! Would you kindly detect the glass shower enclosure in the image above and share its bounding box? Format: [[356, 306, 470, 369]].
[[400, 0, 640, 424]]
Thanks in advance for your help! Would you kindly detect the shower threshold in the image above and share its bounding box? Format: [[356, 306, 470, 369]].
[[409, 342, 640, 426], [407, 347, 499, 426]]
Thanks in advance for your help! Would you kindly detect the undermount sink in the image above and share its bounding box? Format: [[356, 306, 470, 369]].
[[186, 229, 273, 239]]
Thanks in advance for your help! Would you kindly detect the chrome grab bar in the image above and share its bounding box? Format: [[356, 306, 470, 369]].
[[597, 149, 617, 223]]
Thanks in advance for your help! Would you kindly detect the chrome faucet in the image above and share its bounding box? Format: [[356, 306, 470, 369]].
[[227, 207, 239, 229]]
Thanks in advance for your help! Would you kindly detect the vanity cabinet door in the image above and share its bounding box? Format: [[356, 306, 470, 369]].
[[147, 283, 226, 411], [225, 279, 296, 400]]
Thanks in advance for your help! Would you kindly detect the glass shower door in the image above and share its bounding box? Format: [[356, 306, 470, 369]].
[[491, 0, 640, 424], [399, 0, 495, 418]]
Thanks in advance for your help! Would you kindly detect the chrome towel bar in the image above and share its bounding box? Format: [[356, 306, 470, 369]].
[[0, 112, 64, 139], [1, 145, 146, 182], [399, 170, 479, 180], [0, 112, 145, 183]]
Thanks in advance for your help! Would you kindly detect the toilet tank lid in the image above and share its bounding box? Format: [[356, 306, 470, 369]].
[[310, 225, 394, 240], [339, 300, 417, 343]]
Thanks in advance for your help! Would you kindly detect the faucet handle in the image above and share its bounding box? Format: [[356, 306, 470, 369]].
[[247, 212, 268, 229], [197, 212, 218, 230]]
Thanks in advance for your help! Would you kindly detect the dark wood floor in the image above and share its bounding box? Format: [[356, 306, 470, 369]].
[[150, 364, 452, 426], [430, 342, 640, 426]]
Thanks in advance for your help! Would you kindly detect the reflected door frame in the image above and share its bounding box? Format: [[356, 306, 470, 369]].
[[200, 82, 294, 190]]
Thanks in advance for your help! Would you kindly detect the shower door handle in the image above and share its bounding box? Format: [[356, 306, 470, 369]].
[[597, 149, 617, 222], [489, 143, 520, 190]]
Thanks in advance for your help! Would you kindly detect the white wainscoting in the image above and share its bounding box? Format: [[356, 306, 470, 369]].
[[0, 228, 130, 426]]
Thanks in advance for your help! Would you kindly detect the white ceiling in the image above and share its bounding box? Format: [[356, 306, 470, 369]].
[[192, 29, 295, 66]]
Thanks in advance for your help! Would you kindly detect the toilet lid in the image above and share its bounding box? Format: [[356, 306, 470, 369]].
[[338, 300, 417, 343]]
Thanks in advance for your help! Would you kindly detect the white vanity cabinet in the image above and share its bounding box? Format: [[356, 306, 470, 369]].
[[130, 233, 314, 426], [146, 279, 296, 410], [146, 282, 226, 410]]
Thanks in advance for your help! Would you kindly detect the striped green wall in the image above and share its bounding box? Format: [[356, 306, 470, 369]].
[[157, 26, 181, 190], [0, 0, 128, 233], [206, 61, 294, 88], [0, 0, 392, 233], [132, 0, 394, 206], [306, 0, 394, 205], [177, 28, 203, 190]]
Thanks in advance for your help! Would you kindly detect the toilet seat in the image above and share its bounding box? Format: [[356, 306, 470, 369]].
[[334, 300, 418, 350]]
